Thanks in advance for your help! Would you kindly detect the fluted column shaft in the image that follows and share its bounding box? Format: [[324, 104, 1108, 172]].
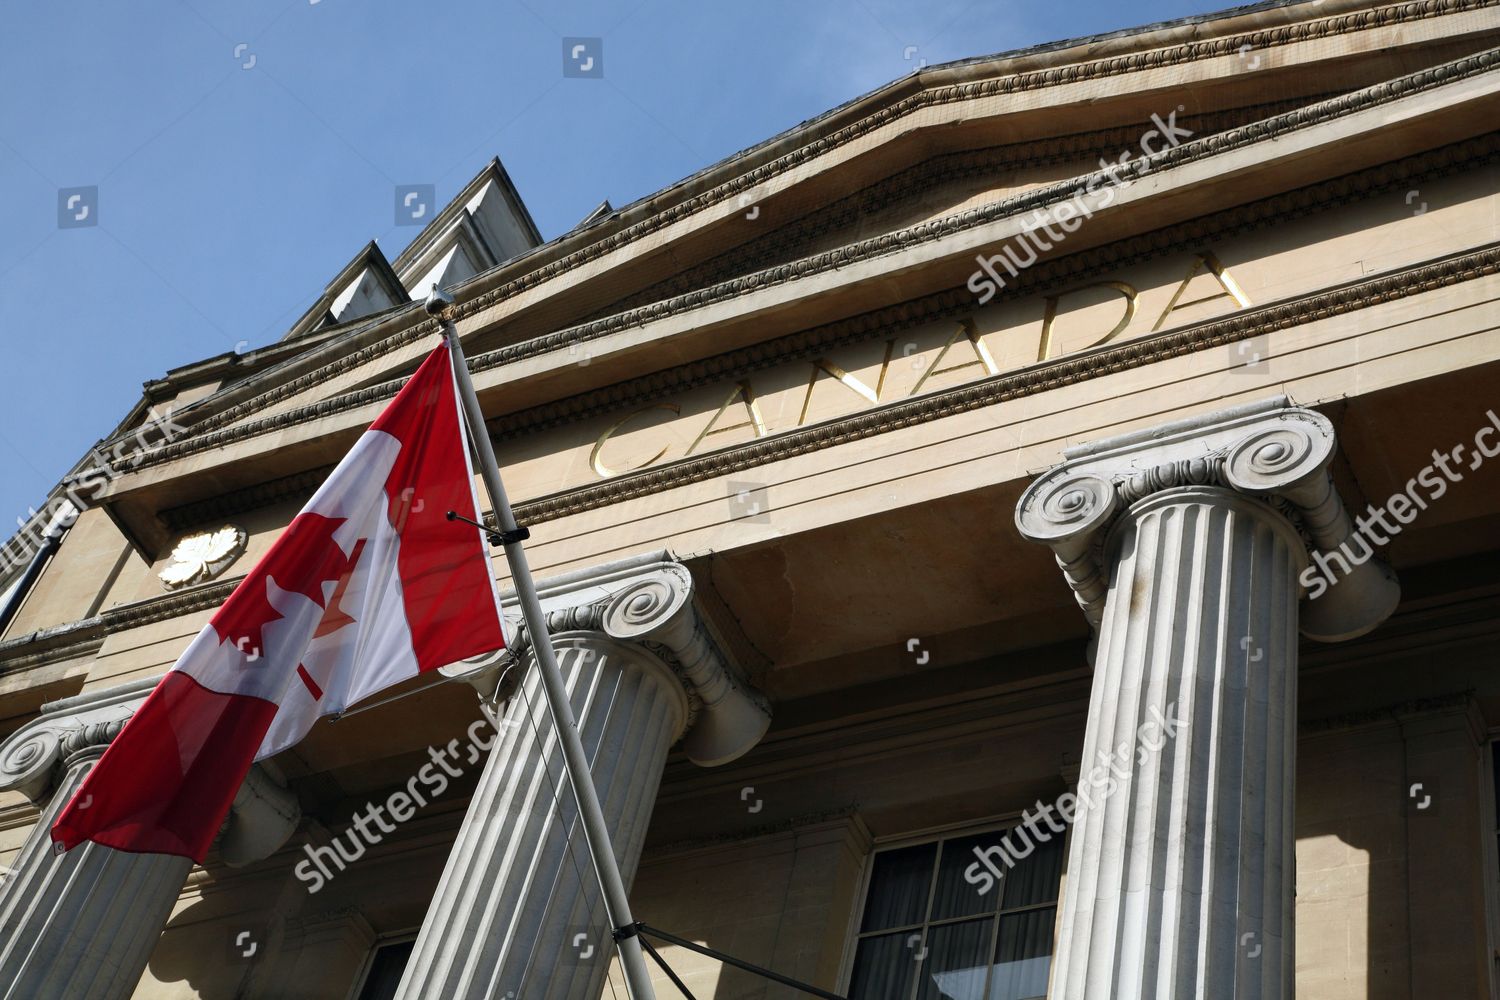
[[1052, 487, 1300, 999], [1017, 399, 1400, 1000], [396, 635, 689, 1000], [0, 680, 297, 1000], [0, 746, 193, 1000]]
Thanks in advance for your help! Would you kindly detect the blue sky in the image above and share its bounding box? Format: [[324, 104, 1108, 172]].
[[0, 0, 1226, 529]]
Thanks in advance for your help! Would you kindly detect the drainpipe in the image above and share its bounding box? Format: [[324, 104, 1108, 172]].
[[0, 502, 77, 637]]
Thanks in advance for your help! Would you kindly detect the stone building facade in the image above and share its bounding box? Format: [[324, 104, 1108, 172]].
[[2, 0, 1500, 997]]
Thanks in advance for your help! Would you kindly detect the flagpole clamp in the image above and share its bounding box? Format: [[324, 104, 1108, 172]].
[[445, 510, 530, 547]]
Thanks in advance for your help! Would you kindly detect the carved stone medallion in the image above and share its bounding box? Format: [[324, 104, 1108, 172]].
[[158, 525, 248, 589]]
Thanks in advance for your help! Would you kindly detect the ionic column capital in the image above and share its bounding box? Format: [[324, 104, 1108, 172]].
[[220, 763, 301, 867], [0, 678, 152, 804], [444, 552, 771, 767], [1016, 396, 1399, 640], [0, 676, 300, 865]]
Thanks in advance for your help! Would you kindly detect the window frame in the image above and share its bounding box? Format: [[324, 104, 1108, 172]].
[[345, 931, 420, 1000], [1481, 733, 1500, 1000], [836, 814, 1069, 999]]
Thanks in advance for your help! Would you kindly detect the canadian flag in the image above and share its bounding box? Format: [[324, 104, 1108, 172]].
[[52, 343, 506, 862]]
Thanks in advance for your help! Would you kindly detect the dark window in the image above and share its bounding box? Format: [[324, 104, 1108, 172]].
[[356, 939, 415, 1000], [1492, 742, 1500, 890], [848, 828, 1064, 1000]]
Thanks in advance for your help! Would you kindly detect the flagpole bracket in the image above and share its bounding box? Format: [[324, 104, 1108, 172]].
[[445, 510, 529, 547], [494, 526, 530, 546]]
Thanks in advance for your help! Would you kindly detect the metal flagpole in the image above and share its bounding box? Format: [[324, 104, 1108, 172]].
[[425, 289, 659, 1000]]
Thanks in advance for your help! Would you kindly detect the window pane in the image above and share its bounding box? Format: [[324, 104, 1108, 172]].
[[1491, 741, 1500, 827], [988, 908, 1056, 1000], [861, 843, 937, 931], [1001, 835, 1065, 910], [931, 833, 1005, 920], [917, 917, 993, 1000], [849, 931, 919, 1000], [357, 940, 415, 1000]]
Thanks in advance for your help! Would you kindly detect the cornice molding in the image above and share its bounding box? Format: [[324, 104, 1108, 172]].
[[149, 318, 441, 452], [148, 221, 1500, 542], [0, 577, 240, 669], [453, 0, 1493, 325], [121, 23, 1499, 471], [593, 95, 1341, 319], [0, 622, 99, 668], [487, 129, 1500, 446], [161, 469, 328, 532], [100, 577, 240, 631], [0, 634, 104, 673], [463, 44, 1500, 369]]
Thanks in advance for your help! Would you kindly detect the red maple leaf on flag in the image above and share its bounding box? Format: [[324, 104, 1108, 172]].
[[211, 514, 359, 659]]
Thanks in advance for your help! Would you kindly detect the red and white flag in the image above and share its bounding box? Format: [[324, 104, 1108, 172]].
[[52, 343, 506, 861]]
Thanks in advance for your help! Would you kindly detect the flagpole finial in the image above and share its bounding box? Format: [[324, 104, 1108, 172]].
[[424, 287, 457, 323]]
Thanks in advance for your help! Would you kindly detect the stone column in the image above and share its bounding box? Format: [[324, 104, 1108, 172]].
[[1016, 398, 1398, 1000], [0, 678, 301, 1000], [396, 554, 770, 1000]]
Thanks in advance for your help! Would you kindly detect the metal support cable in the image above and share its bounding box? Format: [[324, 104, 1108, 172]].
[[639, 935, 699, 1000], [629, 923, 848, 1000]]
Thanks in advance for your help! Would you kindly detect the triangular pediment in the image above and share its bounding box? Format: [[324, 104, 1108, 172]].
[[396, 158, 545, 302], [281, 241, 408, 343]]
